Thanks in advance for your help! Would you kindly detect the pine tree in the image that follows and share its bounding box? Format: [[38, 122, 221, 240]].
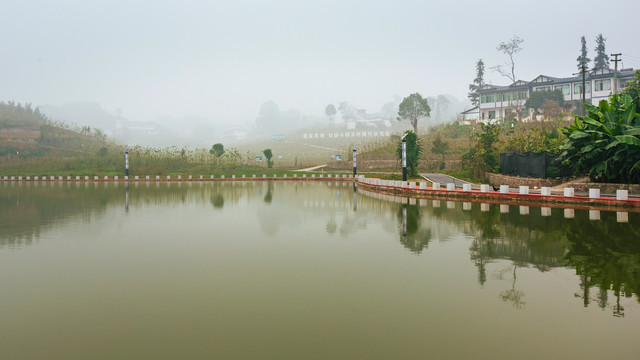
[[468, 59, 485, 107], [576, 36, 591, 71], [593, 34, 609, 69]]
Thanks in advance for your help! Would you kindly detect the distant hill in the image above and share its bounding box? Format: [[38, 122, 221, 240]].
[[0, 101, 111, 158]]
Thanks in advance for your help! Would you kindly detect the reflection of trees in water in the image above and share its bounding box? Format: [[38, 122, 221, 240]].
[[0, 182, 264, 247], [264, 182, 273, 204], [397, 203, 432, 254], [562, 211, 640, 317], [497, 264, 526, 309]]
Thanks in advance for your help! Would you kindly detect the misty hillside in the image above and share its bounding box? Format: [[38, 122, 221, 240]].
[[0, 101, 111, 158]]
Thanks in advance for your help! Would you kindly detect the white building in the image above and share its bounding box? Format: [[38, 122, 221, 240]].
[[470, 67, 636, 122]]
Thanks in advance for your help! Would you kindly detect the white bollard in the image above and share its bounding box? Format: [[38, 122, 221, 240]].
[[200, 175, 203, 179], [564, 188, 574, 197], [253, 175, 256, 178], [617, 190, 628, 201], [432, 182, 440, 190], [519, 186, 529, 195], [115, 176, 119, 180], [480, 184, 490, 193], [420, 182, 427, 190], [401, 181, 407, 188], [231, 175, 235, 179], [589, 189, 600, 199], [135, 176, 139, 180], [303, 174, 307, 178], [312, 174, 315, 178], [500, 185, 509, 194], [167, 176, 171, 180], [94, 176, 98, 180], [463, 184, 471, 192], [446, 183, 455, 191], [156, 176, 160, 180], [211, 175, 214, 179], [617, 212, 629, 223], [541, 187, 551, 196], [409, 182, 416, 189], [294, 174, 297, 178]]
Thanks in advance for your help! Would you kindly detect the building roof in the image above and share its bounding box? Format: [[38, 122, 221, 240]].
[[476, 68, 636, 94]]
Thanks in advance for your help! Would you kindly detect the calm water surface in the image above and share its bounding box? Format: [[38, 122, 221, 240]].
[[1, 181, 639, 359]]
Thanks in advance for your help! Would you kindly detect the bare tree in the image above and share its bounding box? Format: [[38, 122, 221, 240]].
[[491, 35, 525, 121], [491, 35, 524, 83]]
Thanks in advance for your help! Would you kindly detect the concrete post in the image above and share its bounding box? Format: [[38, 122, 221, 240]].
[[564, 188, 574, 197], [446, 183, 455, 191], [617, 190, 628, 201], [499, 185, 509, 194]]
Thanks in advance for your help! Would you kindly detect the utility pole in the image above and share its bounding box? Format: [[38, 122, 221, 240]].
[[611, 53, 622, 94]]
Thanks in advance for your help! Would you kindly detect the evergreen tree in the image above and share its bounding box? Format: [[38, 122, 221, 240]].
[[576, 36, 591, 71], [468, 59, 485, 107], [593, 34, 609, 69]]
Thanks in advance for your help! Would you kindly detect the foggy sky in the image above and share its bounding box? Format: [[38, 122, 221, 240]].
[[2, 0, 639, 125]]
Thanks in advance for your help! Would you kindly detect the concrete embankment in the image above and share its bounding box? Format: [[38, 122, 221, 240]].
[[355, 176, 640, 212]]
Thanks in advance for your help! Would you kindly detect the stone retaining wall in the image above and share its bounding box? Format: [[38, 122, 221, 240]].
[[570, 182, 640, 194], [328, 160, 462, 170], [487, 173, 563, 188]]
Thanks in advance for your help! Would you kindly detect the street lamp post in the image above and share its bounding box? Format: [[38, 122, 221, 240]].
[[401, 134, 408, 182], [352, 147, 357, 177], [125, 148, 130, 177]]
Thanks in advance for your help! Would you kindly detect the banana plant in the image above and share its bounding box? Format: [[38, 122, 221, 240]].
[[557, 94, 640, 183]]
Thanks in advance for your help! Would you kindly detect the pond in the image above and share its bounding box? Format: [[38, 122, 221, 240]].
[[1, 181, 639, 359]]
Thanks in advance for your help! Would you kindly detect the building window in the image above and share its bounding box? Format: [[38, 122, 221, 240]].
[[555, 85, 570, 95], [536, 86, 550, 91], [594, 79, 611, 91], [488, 111, 495, 119], [574, 83, 591, 94], [481, 96, 485, 103]]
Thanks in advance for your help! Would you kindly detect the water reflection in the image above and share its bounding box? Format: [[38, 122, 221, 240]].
[[1, 181, 639, 317], [398, 202, 432, 254]]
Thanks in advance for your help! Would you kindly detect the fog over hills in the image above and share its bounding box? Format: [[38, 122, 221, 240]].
[[38, 94, 471, 148]]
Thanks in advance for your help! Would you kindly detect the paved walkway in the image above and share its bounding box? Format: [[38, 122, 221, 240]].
[[294, 164, 327, 172], [420, 173, 482, 190]]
